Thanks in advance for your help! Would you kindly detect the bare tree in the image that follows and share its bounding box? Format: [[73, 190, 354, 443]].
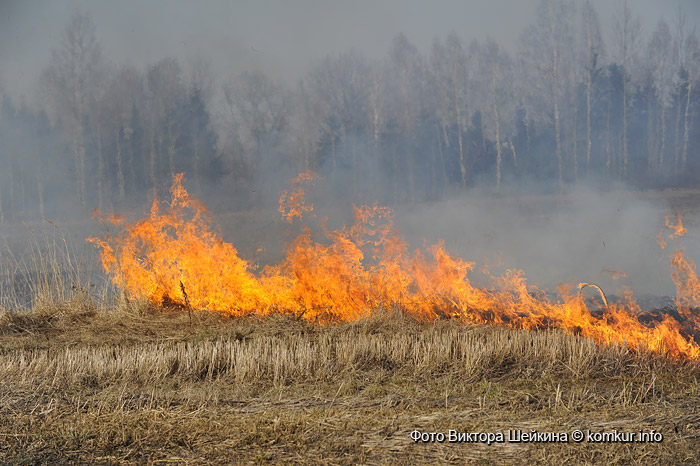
[[40, 12, 104, 207], [521, 0, 576, 191], [681, 29, 699, 172], [446, 34, 469, 189], [289, 79, 324, 171], [385, 34, 424, 201], [142, 58, 189, 202], [224, 70, 291, 158], [428, 39, 452, 191], [147, 58, 185, 185], [306, 51, 371, 197], [99, 66, 143, 205], [646, 19, 674, 172], [87, 67, 111, 211], [368, 64, 386, 196], [474, 39, 516, 189], [613, 0, 641, 179], [672, 8, 686, 174], [188, 59, 215, 191], [581, 1, 605, 176]]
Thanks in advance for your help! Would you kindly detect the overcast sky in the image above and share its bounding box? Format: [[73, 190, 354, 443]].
[[1, 0, 699, 103]]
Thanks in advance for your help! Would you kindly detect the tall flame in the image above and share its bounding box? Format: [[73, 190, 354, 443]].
[[88, 173, 700, 360]]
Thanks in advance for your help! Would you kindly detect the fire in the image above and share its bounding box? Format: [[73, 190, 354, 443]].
[[278, 170, 320, 223], [87, 174, 270, 313], [88, 173, 700, 360], [659, 214, 687, 250], [666, 213, 687, 238], [601, 268, 627, 280]]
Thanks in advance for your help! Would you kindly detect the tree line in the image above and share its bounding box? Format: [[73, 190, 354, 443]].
[[1, 0, 699, 222]]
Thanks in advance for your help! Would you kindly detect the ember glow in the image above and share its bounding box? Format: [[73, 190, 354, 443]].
[[88, 173, 700, 360]]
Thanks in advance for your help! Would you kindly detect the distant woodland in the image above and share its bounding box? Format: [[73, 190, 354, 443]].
[[1, 0, 699, 221]]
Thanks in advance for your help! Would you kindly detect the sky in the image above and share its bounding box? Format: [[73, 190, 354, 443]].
[[1, 0, 699, 103]]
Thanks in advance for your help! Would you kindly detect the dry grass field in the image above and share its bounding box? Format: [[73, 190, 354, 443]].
[[0, 303, 699, 465], [2, 188, 700, 465]]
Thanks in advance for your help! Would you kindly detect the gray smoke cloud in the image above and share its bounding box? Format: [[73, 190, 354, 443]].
[[392, 187, 696, 298], [2, 0, 700, 307]]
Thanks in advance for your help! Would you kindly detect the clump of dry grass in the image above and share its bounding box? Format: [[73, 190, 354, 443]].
[[1, 229, 93, 309]]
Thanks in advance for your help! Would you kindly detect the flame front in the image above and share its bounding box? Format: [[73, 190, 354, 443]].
[[88, 173, 700, 360]]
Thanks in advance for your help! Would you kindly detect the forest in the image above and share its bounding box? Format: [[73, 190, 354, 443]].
[[0, 0, 699, 221]]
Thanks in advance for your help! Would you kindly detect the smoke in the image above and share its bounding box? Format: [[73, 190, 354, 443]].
[[392, 185, 693, 298], [203, 162, 696, 301], [1, 0, 700, 308]]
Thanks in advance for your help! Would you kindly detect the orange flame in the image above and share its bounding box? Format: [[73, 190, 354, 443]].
[[88, 173, 700, 360], [601, 269, 627, 280], [278, 170, 321, 223], [666, 213, 687, 238]]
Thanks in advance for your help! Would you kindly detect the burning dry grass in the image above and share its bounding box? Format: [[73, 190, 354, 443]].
[[86, 174, 700, 360], [2, 183, 700, 463], [0, 305, 699, 464]]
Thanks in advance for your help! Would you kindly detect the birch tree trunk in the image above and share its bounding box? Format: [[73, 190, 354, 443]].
[[606, 103, 612, 177], [492, 72, 502, 190], [682, 67, 694, 171], [622, 74, 629, 178], [115, 125, 126, 202], [125, 124, 136, 194], [456, 99, 467, 188], [167, 122, 176, 180], [659, 106, 666, 170], [435, 122, 447, 187], [552, 43, 563, 191], [150, 130, 158, 200], [97, 127, 104, 211], [647, 98, 655, 171], [572, 101, 578, 184], [615, 0, 640, 180], [192, 119, 201, 192], [675, 84, 683, 174], [586, 67, 592, 175]]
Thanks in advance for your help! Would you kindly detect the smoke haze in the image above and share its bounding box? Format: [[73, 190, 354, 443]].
[[2, 0, 700, 302], [2, 0, 699, 101]]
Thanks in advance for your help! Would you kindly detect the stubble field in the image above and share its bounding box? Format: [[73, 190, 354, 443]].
[[0, 305, 699, 465]]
